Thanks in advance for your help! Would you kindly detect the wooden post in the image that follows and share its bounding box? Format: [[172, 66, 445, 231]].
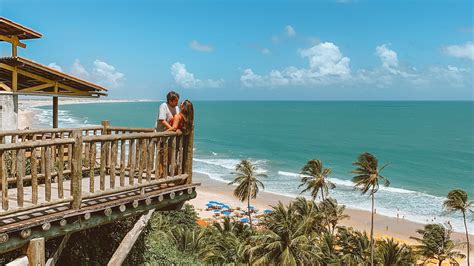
[[185, 128, 194, 184], [107, 209, 155, 266], [45, 233, 70, 266], [17, 149, 25, 207], [1, 150, 7, 210], [52, 97, 58, 129], [71, 130, 83, 209], [26, 238, 45, 266], [101, 120, 110, 173]]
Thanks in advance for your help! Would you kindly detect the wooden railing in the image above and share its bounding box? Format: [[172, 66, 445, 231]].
[[0, 123, 193, 215]]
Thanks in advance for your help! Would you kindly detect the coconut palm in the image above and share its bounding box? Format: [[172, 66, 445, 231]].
[[375, 238, 415, 265], [249, 202, 321, 265], [299, 159, 335, 202], [337, 226, 371, 264], [229, 159, 266, 229], [292, 197, 326, 234], [411, 223, 466, 266], [351, 152, 390, 266], [320, 197, 349, 235], [166, 227, 207, 255], [443, 189, 473, 266], [201, 228, 248, 264]]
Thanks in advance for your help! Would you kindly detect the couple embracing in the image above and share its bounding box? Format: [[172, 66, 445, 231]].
[[155, 91, 194, 134]]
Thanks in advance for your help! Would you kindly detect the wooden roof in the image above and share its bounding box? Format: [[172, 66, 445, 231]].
[[0, 17, 42, 40], [0, 57, 107, 97]]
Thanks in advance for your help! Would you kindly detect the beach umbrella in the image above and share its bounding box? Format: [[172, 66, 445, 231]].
[[213, 209, 220, 213], [222, 211, 231, 216], [263, 209, 273, 213], [240, 217, 249, 223], [206, 203, 214, 207]]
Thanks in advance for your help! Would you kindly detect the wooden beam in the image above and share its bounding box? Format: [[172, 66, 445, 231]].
[[0, 35, 27, 49], [0, 81, 11, 92], [26, 238, 45, 266], [45, 233, 70, 266], [107, 209, 155, 266], [19, 83, 53, 93], [12, 67, 17, 92], [14, 69, 92, 96], [52, 97, 58, 128]]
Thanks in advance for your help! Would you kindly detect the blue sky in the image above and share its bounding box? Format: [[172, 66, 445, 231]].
[[1, 0, 473, 100]]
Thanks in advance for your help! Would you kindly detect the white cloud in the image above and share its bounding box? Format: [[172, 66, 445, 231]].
[[285, 25, 296, 37], [299, 42, 351, 77], [70, 59, 124, 88], [92, 60, 125, 87], [189, 40, 214, 52], [171, 62, 223, 89], [444, 42, 474, 61], [47, 63, 63, 72], [241, 42, 472, 90], [376, 44, 399, 72], [71, 59, 90, 79], [241, 42, 351, 88]]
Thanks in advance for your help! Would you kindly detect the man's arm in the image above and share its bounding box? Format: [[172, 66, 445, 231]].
[[160, 119, 173, 130]]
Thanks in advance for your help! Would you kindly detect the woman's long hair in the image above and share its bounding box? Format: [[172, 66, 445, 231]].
[[180, 100, 194, 134]]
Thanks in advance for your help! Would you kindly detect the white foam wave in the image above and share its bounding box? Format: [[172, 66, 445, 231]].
[[193, 158, 240, 170], [278, 171, 300, 177], [278, 170, 415, 194]]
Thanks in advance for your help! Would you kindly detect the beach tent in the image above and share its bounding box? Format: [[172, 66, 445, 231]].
[[0, 17, 107, 130]]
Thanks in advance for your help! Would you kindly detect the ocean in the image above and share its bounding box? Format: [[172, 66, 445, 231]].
[[34, 101, 474, 233]]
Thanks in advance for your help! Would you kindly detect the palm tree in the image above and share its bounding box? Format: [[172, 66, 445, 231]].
[[166, 227, 207, 255], [249, 201, 321, 265], [229, 159, 266, 229], [410, 223, 466, 266], [443, 189, 473, 266], [351, 152, 390, 266], [299, 159, 335, 202], [320, 197, 349, 235], [292, 197, 326, 234], [375, 238, 414, 265], [337, 226, 371, 264]]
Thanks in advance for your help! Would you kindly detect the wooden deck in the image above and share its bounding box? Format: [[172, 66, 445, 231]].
[[0, 124, 196, 254]]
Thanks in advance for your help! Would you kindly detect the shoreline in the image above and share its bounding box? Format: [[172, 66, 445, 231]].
[[190, 172, 473, 248]]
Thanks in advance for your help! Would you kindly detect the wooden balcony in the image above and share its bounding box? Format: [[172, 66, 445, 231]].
[[0, 122, 198, 253]]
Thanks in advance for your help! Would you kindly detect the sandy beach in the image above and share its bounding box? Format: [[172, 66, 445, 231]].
[[190, 172, 473, 263]]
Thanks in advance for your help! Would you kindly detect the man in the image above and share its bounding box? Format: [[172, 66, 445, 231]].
[[156, 91, 179, 131]]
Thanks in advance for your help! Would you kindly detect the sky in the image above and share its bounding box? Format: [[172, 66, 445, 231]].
[[1, 0, 473, 100]]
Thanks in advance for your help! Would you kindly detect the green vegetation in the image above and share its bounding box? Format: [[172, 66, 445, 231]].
[[411, 224, 465, 265], [443, 189, 472, 266], [229, 159, 266, 229], [351, 152, 390, 266]]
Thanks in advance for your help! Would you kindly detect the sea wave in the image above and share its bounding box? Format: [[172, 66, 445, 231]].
[[278, 170, 415, 194]]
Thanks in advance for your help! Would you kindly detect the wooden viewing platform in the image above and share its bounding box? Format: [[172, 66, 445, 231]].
[[0, 121, 198, 255]]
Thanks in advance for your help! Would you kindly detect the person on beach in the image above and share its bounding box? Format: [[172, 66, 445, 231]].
[[156, 91, 180, 132], [167, 100, 194, 134]]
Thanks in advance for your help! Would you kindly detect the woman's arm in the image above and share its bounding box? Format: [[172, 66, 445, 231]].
[[166, 113, 182, 131]]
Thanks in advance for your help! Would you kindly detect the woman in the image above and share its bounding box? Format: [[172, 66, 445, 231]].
[[167, 100, 194, 134]]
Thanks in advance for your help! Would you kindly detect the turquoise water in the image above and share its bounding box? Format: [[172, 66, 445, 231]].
[[36, 101, 474, 232]]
